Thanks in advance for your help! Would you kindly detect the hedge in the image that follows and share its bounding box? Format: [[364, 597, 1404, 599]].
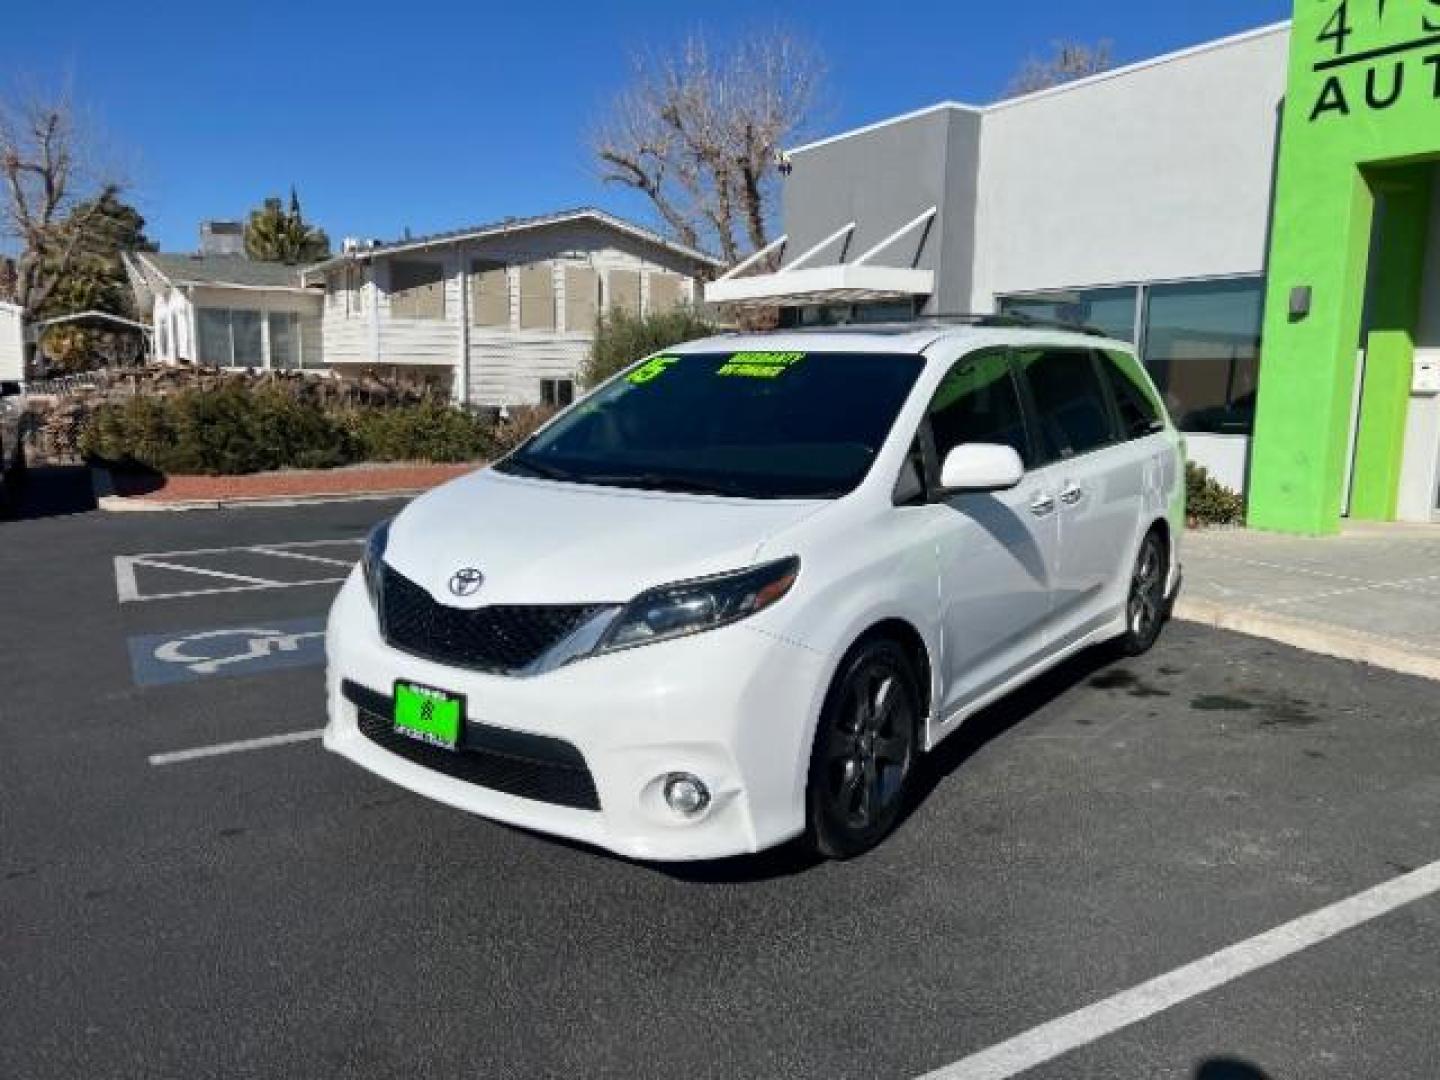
[[81, 386, 505, 476]]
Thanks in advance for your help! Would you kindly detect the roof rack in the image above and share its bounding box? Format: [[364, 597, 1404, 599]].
[[918, 312, 1112, 339]]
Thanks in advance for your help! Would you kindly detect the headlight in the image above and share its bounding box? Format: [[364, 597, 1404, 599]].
[[361, 519, 392, 612], [595, 557, 800, 655]]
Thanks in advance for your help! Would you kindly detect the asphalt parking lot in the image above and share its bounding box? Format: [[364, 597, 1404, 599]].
[[3, 469, 1440, 1080]]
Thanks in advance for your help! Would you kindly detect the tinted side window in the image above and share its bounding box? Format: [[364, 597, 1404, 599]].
[[1099, 350, 1164, 440], [928, 351, 1031, 466], [1015, 348, 1115, 462]]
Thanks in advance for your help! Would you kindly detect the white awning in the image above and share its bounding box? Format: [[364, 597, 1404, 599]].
[[704, 264, 934, 309], [705, 206, 938, 309]]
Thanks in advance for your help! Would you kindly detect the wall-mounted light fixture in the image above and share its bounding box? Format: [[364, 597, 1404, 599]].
[[1288, 285, 1312, 322]]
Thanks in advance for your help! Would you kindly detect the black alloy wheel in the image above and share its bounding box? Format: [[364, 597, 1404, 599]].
[[807, 639, 919, 860], [1119, 530, 1169, 656]]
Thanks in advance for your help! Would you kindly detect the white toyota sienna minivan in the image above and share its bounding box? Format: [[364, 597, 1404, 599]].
[[324, 320, 1185, 861]]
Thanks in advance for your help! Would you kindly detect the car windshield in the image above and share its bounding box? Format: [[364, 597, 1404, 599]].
[[497, 350, 926, 500]]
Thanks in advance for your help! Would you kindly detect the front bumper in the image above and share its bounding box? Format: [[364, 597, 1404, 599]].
[[323, 570, 828, 861]]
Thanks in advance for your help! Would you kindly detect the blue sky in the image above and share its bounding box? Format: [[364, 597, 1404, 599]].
[[1, 0, 1293, 253]]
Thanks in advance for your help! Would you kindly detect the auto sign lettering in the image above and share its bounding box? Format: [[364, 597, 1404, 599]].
[[1309, 0, 1440, 122]]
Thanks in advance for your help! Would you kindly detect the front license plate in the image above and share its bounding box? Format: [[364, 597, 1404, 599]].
[[393, 681, 464, 751]]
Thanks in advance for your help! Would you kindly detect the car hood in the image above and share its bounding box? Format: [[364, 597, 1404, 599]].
[[384, 467, 827, 606]]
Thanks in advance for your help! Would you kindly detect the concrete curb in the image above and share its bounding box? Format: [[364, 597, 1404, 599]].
[[1174, 597, 1440, 683], [90, 465, 425, 512]]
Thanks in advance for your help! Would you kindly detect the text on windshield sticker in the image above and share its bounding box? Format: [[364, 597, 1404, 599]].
[[717, 352, 807, 379], [627, 356, 680, 385]]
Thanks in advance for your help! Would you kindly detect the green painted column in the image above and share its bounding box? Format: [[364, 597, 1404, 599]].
[[1249, 168, 1374, 535], [1350, 168, 1433, 520], [1249, 0, 1440, 535]]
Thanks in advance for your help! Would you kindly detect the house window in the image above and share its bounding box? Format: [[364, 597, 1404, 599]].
[[389, 260, 446, 320], [564, 266, 599, 332], [195, 308, 265, 367], [606, 269, 641, 316], [519, 263, 556, 330], [269, 312, 300, 370], [647, 272, 684, 313], [196, 309, 231, 366], [470, 261, 510, 327], [540, 378, 575, 408]]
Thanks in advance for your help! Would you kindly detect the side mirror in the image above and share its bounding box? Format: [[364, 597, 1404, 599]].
[[939, 443, 1025, 493]]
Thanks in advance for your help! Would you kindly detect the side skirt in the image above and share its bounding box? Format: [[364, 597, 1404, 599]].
[[925, 614, 1127, 753]]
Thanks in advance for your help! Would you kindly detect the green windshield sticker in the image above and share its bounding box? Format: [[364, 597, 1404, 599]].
[[627, 356, 680, 385], [717, 351, 807, 379]]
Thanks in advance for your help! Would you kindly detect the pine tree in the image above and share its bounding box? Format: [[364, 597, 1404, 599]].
[[243, 188, 331, 264]]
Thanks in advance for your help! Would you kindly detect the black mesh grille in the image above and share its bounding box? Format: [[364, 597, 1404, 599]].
[[379, 564, 607, 674], [344, 681, 600, 812]]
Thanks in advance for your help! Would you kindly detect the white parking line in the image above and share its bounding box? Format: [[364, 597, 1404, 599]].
[[917, 859, 1440, 1080], [115, 537, 364, 603], [249, 546, 356, 568], [148, 728, 324, 766], [128, 557, 281, 587]]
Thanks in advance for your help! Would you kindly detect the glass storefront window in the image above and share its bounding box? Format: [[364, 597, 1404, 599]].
[[999, 287, 1139, 343], [1143, 278, 1264, 435]]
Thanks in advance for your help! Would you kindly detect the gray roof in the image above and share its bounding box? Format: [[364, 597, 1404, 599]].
[[304, 206, 723, 275], [139, 253, 309, 289]]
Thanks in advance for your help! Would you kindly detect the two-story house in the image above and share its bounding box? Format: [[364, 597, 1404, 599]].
[[127, 207, 721, 408]]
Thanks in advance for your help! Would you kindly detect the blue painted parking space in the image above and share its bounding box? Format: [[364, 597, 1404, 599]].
[[128, 616, 326, 686]]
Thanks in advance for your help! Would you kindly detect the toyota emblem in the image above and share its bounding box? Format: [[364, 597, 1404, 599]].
[[448, 567, 485, 598]]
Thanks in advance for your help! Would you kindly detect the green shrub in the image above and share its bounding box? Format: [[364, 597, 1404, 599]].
[[83, 394, 176, 466], [1186, 461, 1247, 527], [166, 385, 351, 474], [81, 386, 492, 475], [581, 305, 715, 388], [344, 401, 494, 463]]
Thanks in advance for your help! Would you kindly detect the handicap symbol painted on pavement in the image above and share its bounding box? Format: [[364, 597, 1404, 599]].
[[128, 616, 327, 686]]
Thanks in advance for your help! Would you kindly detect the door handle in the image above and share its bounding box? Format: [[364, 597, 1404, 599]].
[[1029, 494, 1056, 517], [1060, 483, 1084, 506]]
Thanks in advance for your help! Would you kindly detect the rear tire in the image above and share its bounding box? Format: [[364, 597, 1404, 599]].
[[805, 638, 920, 860], [1116, 529, 1169, 657]]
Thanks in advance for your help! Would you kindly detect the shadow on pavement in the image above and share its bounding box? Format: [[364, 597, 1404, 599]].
[[663, 641, 1126, 885], [1196, 1057, 1273, 1079], [5, 465, 98, 521], [902, 642, 1119, 827]]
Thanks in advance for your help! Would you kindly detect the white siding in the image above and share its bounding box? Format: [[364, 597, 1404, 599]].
[[373, 251, 460, 366], [461, 226, 701, 407], [151, 289, 195, 364], [320, 219, 708, 405], [468, 333, 589, 406], [0, 303, 24, 382], [321, 268, 372, 364]]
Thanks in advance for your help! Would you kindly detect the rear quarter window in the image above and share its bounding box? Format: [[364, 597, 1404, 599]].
[[1099, 350, 1166, 440]]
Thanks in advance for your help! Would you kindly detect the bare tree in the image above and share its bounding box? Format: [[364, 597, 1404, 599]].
[[1006, 40, 1114, 98], [0, 88, 121, 317], [594, 31, 824, 267]]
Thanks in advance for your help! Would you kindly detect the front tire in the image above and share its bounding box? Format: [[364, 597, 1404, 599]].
[[806, 638, 920, 860], [1116, 529, 1169, 656]]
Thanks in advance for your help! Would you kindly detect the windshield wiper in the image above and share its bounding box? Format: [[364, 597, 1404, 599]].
[[499, 457, 579, 483]]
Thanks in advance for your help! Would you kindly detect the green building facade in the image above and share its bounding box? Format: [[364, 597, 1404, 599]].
[[1250, 0, 1440, 533]]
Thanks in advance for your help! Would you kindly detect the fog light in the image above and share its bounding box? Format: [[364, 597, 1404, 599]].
[[663, 773, 711, 817]]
